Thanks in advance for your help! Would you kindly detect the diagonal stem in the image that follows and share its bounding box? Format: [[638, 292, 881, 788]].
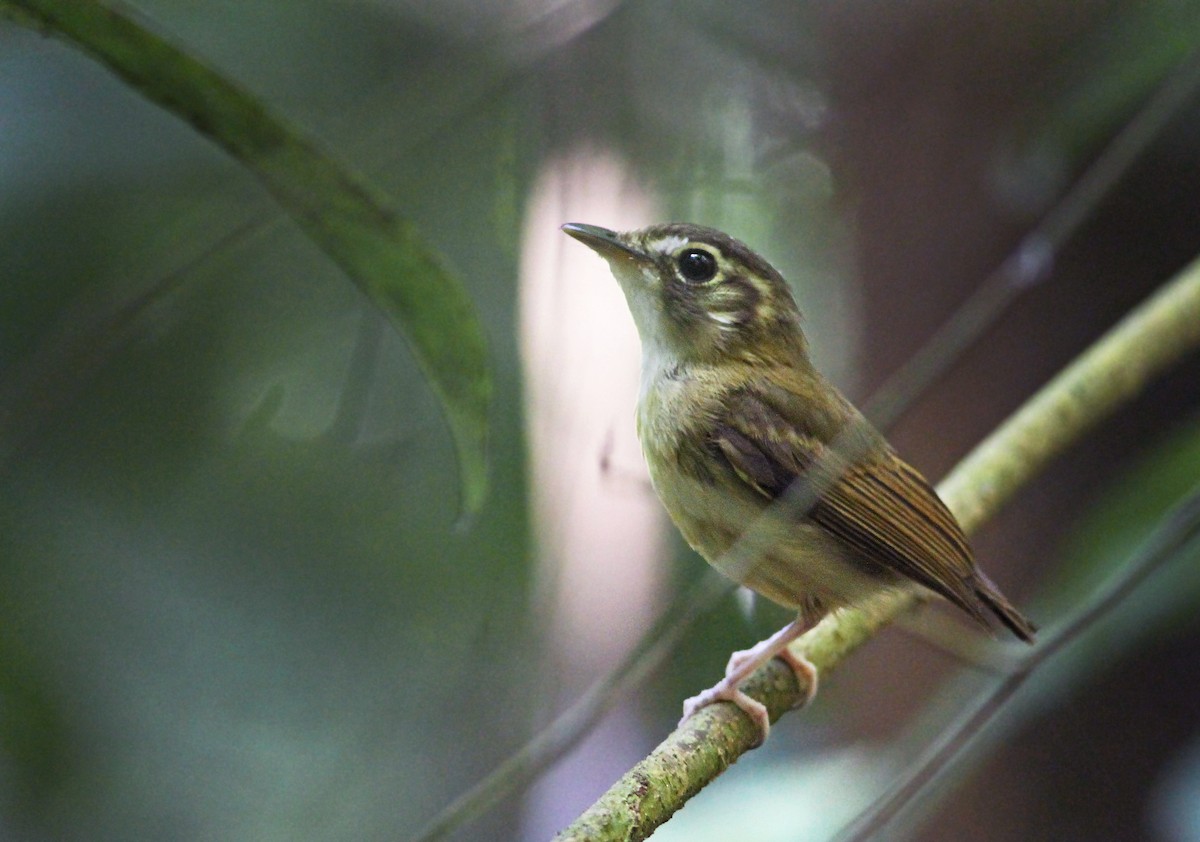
[[555, 253, 1200, 841], [834, 484, 1200, 841]]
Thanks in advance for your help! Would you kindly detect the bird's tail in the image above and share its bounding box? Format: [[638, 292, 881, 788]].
[[974, 571, 1037, 643]]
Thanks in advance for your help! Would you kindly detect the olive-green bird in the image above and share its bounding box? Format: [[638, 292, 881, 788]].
[[562, 221, 1035, 743]]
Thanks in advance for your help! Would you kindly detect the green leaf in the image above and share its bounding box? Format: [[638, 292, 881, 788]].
[[2, 0, 492, 515]]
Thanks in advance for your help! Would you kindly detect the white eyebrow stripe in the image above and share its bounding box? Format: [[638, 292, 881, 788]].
[[648, 235, 690, 254]]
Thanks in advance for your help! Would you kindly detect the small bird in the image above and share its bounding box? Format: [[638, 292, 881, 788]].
[[562, 221, 1036, 743]]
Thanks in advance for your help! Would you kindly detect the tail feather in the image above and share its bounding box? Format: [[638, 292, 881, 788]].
[[973, 571, 1037, 643]]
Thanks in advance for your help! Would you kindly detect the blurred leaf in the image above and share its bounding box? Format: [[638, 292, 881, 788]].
[[835, 476, 1200, 841], [1039, 2, 1200, 159], [1039, 420, 1200, 619], [0, 621, 71, 813], [992, 1, 1200, 215], [0, 0, 492, 514]]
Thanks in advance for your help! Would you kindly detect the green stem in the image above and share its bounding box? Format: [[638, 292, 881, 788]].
[[556, 255, 1200, 841], [1, 0, 491, 513]]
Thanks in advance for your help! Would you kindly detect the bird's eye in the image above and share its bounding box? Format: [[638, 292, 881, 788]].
[[676, 248, 718, 284]]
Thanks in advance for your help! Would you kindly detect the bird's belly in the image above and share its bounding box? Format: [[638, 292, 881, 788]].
[[648, 463, 896, 612]]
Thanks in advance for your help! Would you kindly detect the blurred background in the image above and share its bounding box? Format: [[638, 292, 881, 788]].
[[2, 1, 1200, 840]]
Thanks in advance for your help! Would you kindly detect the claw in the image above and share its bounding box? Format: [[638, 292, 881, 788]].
[[680, 682, 771, 745], [677, 615, 820, 745], [778, 648, 818, 708]]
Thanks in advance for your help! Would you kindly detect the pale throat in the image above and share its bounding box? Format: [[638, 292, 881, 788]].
[[604, 258, 681, 398]]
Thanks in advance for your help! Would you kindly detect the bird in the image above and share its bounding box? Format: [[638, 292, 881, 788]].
[[561, 221, 1036, 744]]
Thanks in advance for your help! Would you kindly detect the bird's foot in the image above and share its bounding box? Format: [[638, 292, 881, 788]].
[[679, 646, 819, 746], [680, 681, 771, 746], [771, 647, 818, 709], [724, 637, 819, 709], [679, 615, 820, 746]]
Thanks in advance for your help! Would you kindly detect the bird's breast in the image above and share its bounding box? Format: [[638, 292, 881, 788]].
[[636, 369, 897, 613], [636, 370, 737, 550]]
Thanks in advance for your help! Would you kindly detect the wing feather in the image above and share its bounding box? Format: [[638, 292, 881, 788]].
[[713, 387, 989, 625]]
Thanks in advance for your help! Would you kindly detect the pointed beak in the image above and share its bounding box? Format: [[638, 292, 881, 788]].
[[561, 223, 648, 262]]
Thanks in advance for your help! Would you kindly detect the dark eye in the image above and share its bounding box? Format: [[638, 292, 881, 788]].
[[676, 248, 718, 283]]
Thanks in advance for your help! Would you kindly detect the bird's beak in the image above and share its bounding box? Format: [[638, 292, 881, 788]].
[[561, 223, 648, 262]]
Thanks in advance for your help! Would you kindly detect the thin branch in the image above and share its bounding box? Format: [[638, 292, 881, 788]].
[[409, 571, 736, 842], [863, 44, 1200, 429], [835, 483, 1200, 841], [555, 254, 1200, 841]]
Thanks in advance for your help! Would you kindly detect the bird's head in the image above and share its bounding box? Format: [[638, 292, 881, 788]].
[[562, 222, 809, 369]]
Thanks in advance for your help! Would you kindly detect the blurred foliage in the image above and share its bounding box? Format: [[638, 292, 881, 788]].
[[994, 2, 1200, 215], [890, 420, 1200, 841], [1044, 420, 1200, 624], [0, 1, 1199, 841], [0, 2, 529, 837], [2, 0, 493, 515]]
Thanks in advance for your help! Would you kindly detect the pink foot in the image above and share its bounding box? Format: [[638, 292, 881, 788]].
[[773, 648, 818, 708], [679, 618, 820, 746], [680, 681, 770, 745], [724, 629, 819, 707]]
